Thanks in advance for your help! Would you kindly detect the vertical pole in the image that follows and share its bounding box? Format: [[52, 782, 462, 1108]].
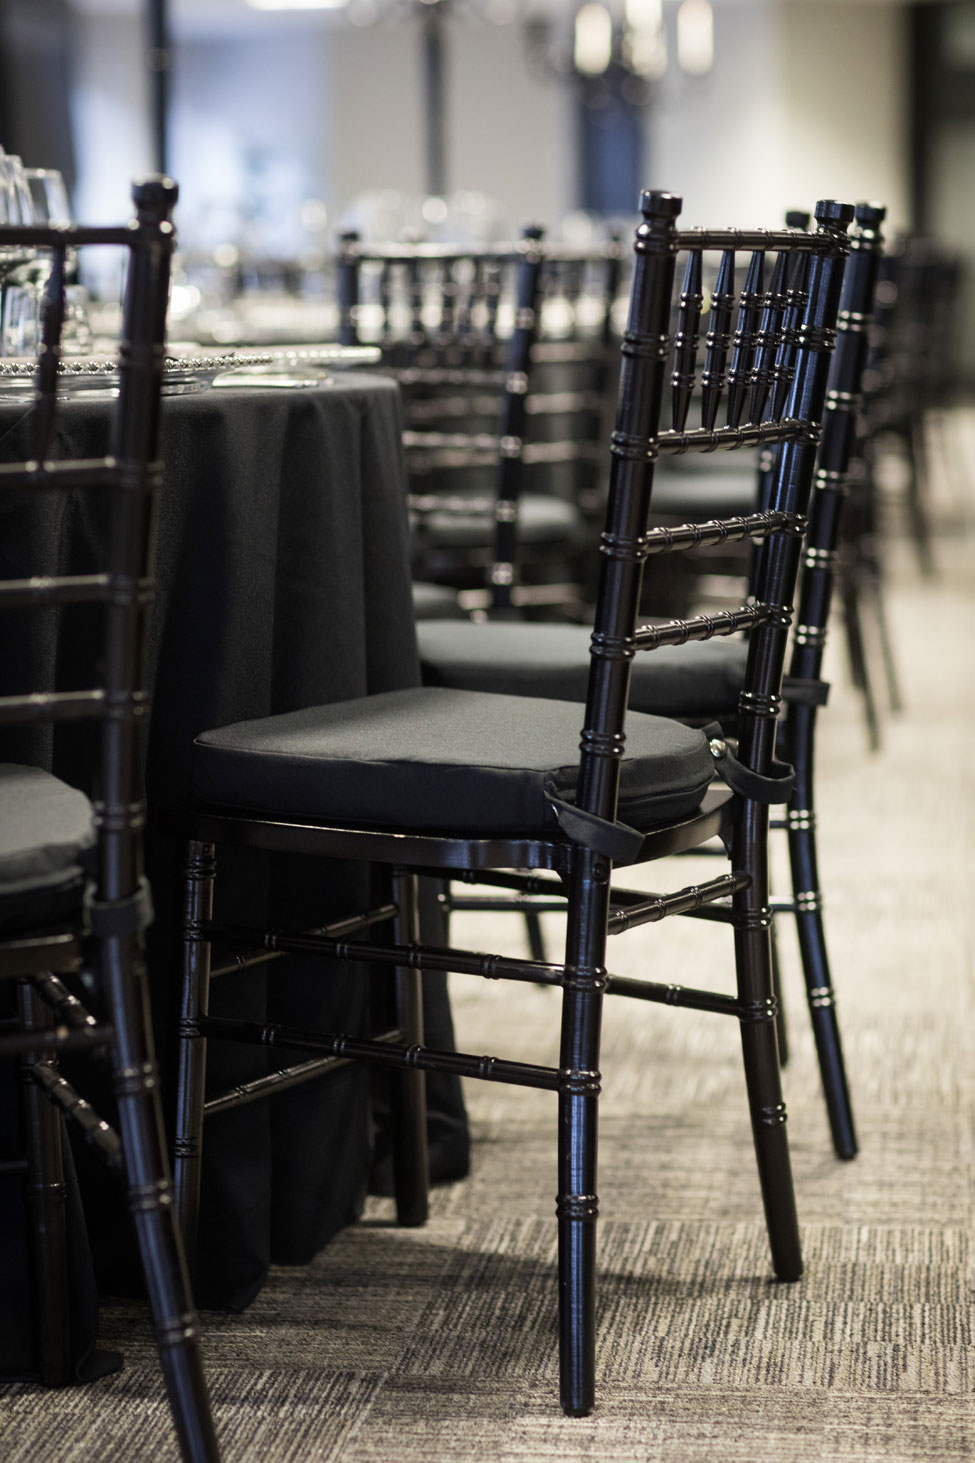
[[420, 0, 448, 197], [146, 0, 171, 176]]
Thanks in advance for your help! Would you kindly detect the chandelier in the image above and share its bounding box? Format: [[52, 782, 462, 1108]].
[[527, 1, 714, 107], [238, 0, 715, 201]]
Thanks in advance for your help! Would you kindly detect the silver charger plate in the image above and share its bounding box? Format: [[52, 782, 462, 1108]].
[[0, 344, 381, 395]]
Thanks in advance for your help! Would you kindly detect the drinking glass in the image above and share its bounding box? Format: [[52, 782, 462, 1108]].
[[1, 282, 41, 357], [24, 168, 72, 227]]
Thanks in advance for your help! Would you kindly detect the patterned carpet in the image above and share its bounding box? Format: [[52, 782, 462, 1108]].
[[2, 430, 973, 1461]]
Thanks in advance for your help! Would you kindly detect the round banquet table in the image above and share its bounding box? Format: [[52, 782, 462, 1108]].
[[0, 368, 468, 1377]]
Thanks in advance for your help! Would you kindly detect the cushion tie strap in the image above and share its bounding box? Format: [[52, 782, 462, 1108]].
[[87, 876, 155, 939], [547, 791, 646, 863], [702, 723, 796, 805], [782, 675, 830, 707]]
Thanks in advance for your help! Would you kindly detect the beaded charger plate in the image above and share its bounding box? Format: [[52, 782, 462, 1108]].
[[0, 344, 381, 397]]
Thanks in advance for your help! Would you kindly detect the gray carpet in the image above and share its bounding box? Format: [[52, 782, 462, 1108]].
[[2, 427, 973, 1460]]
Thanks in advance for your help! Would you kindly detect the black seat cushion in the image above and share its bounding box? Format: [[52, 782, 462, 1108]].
[[649, 468, 758, 522], [414, 493, 583, 550], [411, 581, 465, 621], [418, 620, 747, 719], [0, 764, 95, 934], [192, 687, 714, 841]]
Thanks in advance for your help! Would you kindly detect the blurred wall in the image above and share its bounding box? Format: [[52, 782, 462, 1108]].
[[72, 14, 151, 222], [651, 1, 911, 230], [0, 0, 77, 191], [68, 2, 912, 248]]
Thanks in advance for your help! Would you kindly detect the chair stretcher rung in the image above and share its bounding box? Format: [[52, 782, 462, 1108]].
[[198, 1016, 561, 1092], [607, 872, 748, 933], [0, 689, 105, 725], [29, 1060, 123, 1170], [605, 977, 742, 1017], [203, 922, 565, 987], [403, 430, 500, 453], [633, 604, 769, 650], [0, 1022, 114, 1058], [409, 493, 495, 515], [446, 896, 566, 915], [209, 902, 398, 979], [32, 973, 103, 1032], [202, 1029, 404, 1115], [643, 511, 805, 555], [0, 457, 118, 488], [522, 440, 597, 466], [0, 574, 113, 607], [654, 418, 805, 456]]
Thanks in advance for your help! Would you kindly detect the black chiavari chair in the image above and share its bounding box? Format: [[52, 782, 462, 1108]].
[[0, 179, 219, 1462], [337, 230, 622, 618], [170, 191, 852, 1416], [418, 201, 887, 1162], [864, 234, 964, 579]]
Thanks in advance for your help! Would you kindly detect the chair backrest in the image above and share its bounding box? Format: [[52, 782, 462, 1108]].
[[789, 201, 887, 691], [0, 176, 178, 915], [578, 191, 853, 834], [868, 233, 963, 432], [336, 230, 625, 613]]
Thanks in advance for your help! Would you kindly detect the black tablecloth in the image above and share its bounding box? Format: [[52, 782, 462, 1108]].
[[0, 371, 467, 1372]]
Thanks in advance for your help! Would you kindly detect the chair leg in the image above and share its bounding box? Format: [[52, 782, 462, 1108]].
[[770, 918, 789, 1067], [390, 870, 429, 1227], [17, 979, 73, 1387], [557, 851, 607, 1417], [839, 557, 881, 752], [523, 908, 548, 964], [906, 417, 936, 578], [786, 711, 857, 1161], [862, 538, 904, 713], [733, 809, 802, 1283], [105, 923, 220, 1462], [174, 840, 217, 1281]]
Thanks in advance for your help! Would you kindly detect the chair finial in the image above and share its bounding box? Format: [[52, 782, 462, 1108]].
[[814, 199, 855, 228], [639, 190, 682, 220], [131, 175, 179, 219]]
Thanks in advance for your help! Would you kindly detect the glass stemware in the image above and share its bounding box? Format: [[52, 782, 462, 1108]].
[[24, 168, 72, 228], [1, 281, 40, 357], [0, 149, 39, 359], [0, 160, 92, 360]]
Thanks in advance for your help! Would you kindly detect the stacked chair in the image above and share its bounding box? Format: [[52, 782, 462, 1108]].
[[336, 229, 625, 618], [865, 233, 963, 577], [835, 233, 966, 744], [419, 200, 888, 1162], [171, 189, 854, 1415], [0, 179, 219, 1461]]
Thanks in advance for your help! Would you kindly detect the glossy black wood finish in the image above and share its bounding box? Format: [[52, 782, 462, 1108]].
[[0, 183, 219, 1461], [782, 201, 887, 1160], [338, 231, 625, 614], [177, 194, 852, 1417]]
